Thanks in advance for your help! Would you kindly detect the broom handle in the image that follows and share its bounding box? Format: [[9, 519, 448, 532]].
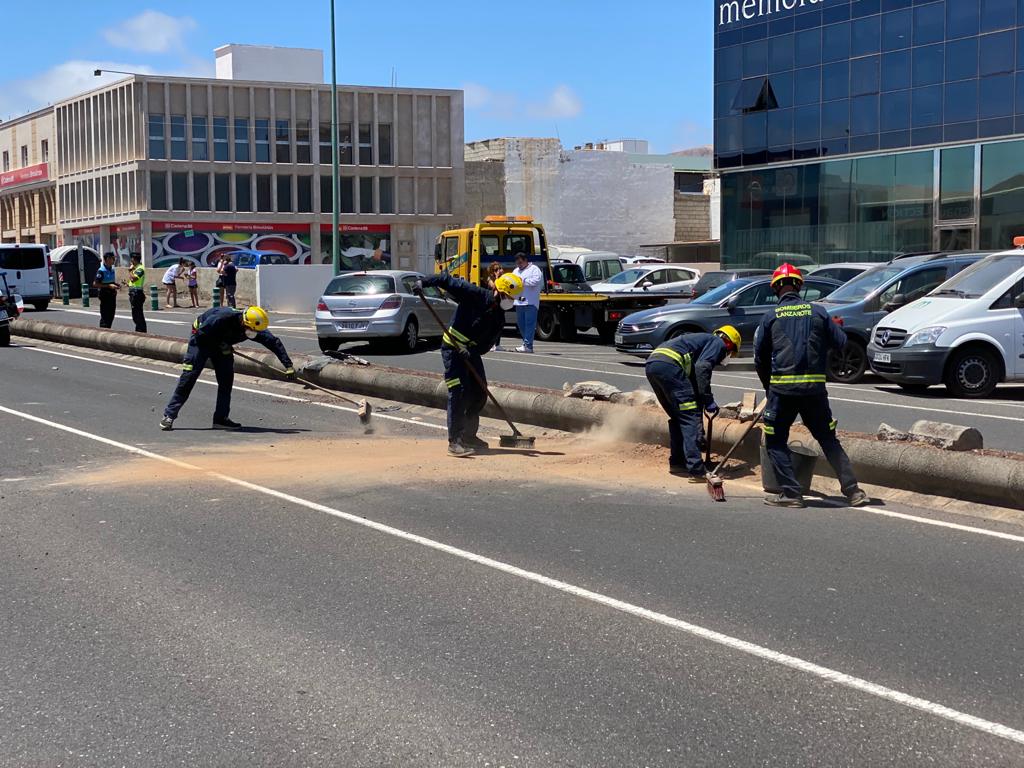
[[232, 348, 361, 408], [710, 399, 767, 474], [416, 291, 523, 437]]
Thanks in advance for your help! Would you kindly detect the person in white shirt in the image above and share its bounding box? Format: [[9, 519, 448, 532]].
[[161, 262, 183, 308], [512, 252, 543, 353]]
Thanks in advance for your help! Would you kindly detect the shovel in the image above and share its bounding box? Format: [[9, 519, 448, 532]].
[[415, 290, 536, 450]]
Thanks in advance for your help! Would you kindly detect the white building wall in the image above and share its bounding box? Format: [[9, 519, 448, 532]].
[[255, 263, 334, 313], [215, 45, 324, 84], [705, 177, 721, 241]]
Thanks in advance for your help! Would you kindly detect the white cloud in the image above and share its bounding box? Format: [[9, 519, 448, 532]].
[[463, 82, 494, 110], [527, 85, 582, 120], [463, 82, 583, 122], [102, 10, 197, 54]]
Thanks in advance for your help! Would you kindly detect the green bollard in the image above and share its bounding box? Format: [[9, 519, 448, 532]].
[[81, 285, 90, 308], [150, 285, 159, 311], [212, 286, 221, 308], [61, 282, 70, 305]]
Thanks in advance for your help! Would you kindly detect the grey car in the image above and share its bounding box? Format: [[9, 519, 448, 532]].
[[615, 276, 841, 357], [314, 270, 455, 353]]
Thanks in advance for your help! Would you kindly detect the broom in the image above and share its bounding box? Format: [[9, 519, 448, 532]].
[[706, 400, 766, 502]]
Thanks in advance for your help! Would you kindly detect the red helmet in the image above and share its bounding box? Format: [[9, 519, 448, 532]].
[[771, 263, 804, 288]]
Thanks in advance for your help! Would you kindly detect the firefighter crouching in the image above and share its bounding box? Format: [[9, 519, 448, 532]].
[[754, 264, 870, 509], [645, 326, 740, 481]]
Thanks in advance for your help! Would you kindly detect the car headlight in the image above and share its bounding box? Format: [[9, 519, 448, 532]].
[[904, 326, 947, 347], [621, 321, 660, 333]]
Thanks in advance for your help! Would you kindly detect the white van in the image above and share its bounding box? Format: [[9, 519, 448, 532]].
[[866, 250, 1024, 398], [548, 245, 624, 285], [0, 243, 51, 310]]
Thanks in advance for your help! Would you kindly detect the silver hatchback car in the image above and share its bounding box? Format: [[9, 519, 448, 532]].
[[315, 270, 456, 353]]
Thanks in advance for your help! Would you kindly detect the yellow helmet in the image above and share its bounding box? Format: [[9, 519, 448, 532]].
[[242, 306, 270, 332], [494, 272, 524, 298], [714, 324, 742, 356]]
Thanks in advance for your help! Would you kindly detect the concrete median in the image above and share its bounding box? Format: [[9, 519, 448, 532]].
[[13, 318, 1024, 510]]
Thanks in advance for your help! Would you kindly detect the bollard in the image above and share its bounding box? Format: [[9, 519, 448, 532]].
[[150, 285, 159, 311], [212, 286, 221, 308], [81, 285, 90, 308], [61, 283, 70, 306]]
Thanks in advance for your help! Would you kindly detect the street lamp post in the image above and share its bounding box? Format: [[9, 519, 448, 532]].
[[330, 0, 341, 275]]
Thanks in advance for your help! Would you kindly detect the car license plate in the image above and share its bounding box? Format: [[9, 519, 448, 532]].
[[614, 333, 624, 345], [874, 352, 891, 363], [336, 321, 368, 331]]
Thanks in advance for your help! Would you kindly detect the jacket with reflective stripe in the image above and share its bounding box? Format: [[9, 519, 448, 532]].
[[422, 271, 504, 353], [190, 306, 293, 368], [753, 292, 846, 395], [648, 332, 728, 405]]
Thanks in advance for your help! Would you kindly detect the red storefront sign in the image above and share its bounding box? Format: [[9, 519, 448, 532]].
[[0, 163, 49, 191], [151, 220, 312, 234], [321, 223, 391, 233]]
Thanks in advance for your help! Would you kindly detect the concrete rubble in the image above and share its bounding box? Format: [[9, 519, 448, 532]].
[[877, 420, 984, 451]]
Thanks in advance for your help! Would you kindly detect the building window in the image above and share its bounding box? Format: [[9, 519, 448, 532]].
[[276, 175, 292, 212], [41, 140, 49, 164], [377, 124, 393, 166], [193, 172, 210, 211], [319, 123, 332, 164], [255, 119, 270, 163], [340, 176, 354, 213], [235, 174, 252, 212], [213, 117, 229, 161], [148, 115, 165, 159], [320, 175, 332, 213], [234, 118, 250, 162], [256, 174, 272, 212], [150, 171, 167, 210], [214, 173, 231, 211], [296, 121, 311, 164], [192, 117, 209, 161], [171, 172, 188, 210], [379, 177, 394, 213], [2, 152, 8, 172], [359, 176, 374, 213], [339, 122, 353, 164], [170, 115, 187, 160], [275, 120, 290, 162], [358, 123, 373, 165], [297, 175, 312, 213]]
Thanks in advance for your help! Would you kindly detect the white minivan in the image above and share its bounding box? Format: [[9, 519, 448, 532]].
[[0, 243, 51, 310], [867, 249, 1024, 398]]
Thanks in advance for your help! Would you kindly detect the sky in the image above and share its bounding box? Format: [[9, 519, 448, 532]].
[[0, 1, 714, 154]]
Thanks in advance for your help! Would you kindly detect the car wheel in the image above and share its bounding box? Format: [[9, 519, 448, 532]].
[[0, 325, 9, 347], [396, 317, 419, 353], [827, 339, 867, 383], [944, 346, 1000, 399], [535, 307, 558, 341], [31, 300, 49, 311], [318, 338, 341, 353]]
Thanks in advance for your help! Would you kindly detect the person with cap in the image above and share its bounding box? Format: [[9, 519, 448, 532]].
[[92, 252, 120, 329], [645, 326, 741, 481], [126, 253, 147, 333], [414, 270, 524, 457], [754, 263, 870, 509], [159, 306, 294, 431]]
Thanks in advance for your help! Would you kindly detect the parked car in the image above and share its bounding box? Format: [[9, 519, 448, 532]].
[[615, 275, 842, 356], [0, 243, 51, 310], [314, 270, 455, 353], [689, 269, 771, 299], [806, 262, 875, 284], [818, 252, 989, 383], [749, 251, 816, 270], [231, 249, 293, 268], [0, 270, 24, 347], [866, 250, 1024, 398], [549, 248, 624, 285], [620, 256, 666, 266], [592, 264, 700, 295]]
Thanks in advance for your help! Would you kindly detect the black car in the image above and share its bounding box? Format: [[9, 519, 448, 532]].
[[615, 275, 842, 356], [689, 269, 771, 299]]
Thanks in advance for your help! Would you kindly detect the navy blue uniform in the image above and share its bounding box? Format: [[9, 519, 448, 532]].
[[164, 307, 292, 422], [645, 333, 728, 476], [421, 271, 504, 445], [754, 292, 860, 499]]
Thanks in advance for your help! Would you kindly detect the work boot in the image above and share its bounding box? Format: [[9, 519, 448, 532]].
[[669, 465, 689, 477], [448, 441, 475, 458], [159, 416, 174, 431], [687, 473, 707, 484], [462, 435, 489, 450], [212, 417, 242, 430], [763, 493, 806, 509], [847, 489, 871, 507]]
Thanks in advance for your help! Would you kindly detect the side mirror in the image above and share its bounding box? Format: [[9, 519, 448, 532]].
[[641, 281, 654, 290], [726, 296, 740, 312], [1014, 292, 1024, 309], [434, 244, 442, 262], [883, 293, 907, 312]]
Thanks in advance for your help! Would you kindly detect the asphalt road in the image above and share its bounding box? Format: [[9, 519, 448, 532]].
[[3, 339, 1024, 765], [30, 302, 1024, 454]]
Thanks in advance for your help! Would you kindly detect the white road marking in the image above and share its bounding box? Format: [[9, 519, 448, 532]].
[[57, 309, 187, 326], [834, 504, 1024, 545], [0, 403, 1022, 748]]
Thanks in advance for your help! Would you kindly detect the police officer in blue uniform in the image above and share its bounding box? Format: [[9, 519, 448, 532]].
[[754, 264, 870, 508], [645, 326, 740, 481], [160, 306, 294, 431], [92, 252, 120, 328]]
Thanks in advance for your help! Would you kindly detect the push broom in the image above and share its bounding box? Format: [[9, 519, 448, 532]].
[[706, 399, 766, 502]]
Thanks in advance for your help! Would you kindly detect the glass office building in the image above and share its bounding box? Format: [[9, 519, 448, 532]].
[[714, 0, 1024, 267]]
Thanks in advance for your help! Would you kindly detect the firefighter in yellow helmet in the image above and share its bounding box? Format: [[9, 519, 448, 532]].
[[644, 325, 740, 481], [160, 305, 294, 431]]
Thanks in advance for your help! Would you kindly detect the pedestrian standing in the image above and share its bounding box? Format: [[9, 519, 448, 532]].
[[93, 252, 120, 328], [162, 261, 182, 308], [220, 256, 238, 308], [126, 252, 147, 333], [187, 262, 200, 307], [754, 263, 870, 509], [511, 251, 543, 353]]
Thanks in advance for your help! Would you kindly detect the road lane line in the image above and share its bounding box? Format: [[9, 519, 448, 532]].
[[56, 309, 188, 326], [1, 403, 1023, 747]]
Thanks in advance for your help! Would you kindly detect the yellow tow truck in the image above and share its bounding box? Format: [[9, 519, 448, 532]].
[[433, 216, 666, 342]]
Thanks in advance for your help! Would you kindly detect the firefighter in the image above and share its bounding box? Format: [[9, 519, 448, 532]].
[[414, 270, 523, 457], [159, 306, 294, 431], [645, 326, 741, 481], [754, 264, 870, 508]]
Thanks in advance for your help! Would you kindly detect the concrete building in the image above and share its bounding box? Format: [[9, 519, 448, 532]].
[[50, 44, 463, 273], [0, 107, 58, 245]]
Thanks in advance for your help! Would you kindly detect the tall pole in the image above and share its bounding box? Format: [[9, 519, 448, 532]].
[[330, 0, 341, 275]]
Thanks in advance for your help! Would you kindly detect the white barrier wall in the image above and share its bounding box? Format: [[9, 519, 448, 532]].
[[255, 265, 336, 314]]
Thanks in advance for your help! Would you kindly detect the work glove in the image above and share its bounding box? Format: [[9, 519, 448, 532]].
[[457, 346, 471, 359], [283, 368, 296, 380], [704, 401, 720, 416], [412, 280, 424, 296]]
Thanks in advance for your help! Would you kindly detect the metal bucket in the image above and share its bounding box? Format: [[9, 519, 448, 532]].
[[761, 439, 818, 494]]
